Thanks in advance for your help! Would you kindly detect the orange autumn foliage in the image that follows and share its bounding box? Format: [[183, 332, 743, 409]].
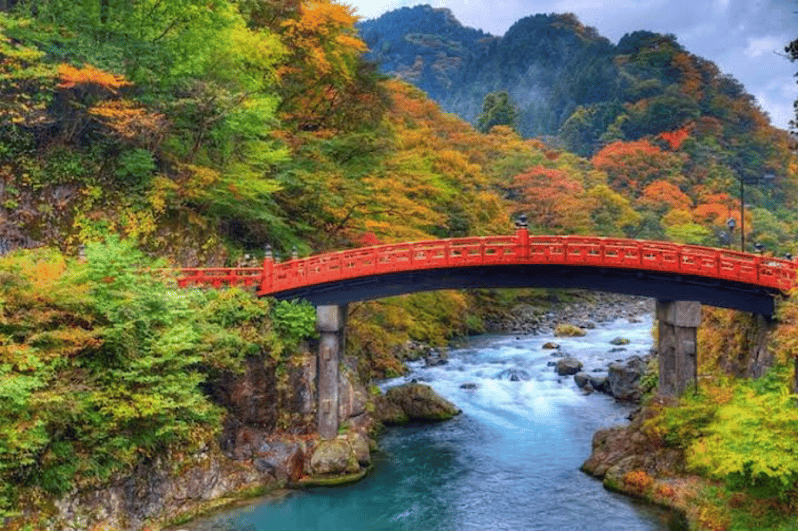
[[659, 127, 690, 150], [591, 140, 684, 196], [638, 180, 692, 212], [512, 165, 589, 231], [88, 100, 167, 147], [57, 64, 130, 92]]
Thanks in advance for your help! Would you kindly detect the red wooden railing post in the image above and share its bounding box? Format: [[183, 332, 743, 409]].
[[260, 245, 273, 295], [515, 214, 529, 260]]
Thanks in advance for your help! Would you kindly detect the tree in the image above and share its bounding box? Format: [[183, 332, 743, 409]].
[[591, 139, 684, 196], [786, 37, 798, 132], [477, 91, 519, 133], [512, 165, 590, 232]]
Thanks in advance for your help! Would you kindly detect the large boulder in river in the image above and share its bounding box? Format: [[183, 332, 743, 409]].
[[424, 348, 449, 367], [606, 356, 646, 401], [556, 356, 583, 376], [307, 438, 360, 476], [383, 382, 460, 422], [372, 394, 409, 425]]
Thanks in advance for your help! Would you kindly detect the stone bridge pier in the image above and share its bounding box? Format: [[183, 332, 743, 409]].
[[656, 300, 701, 396], [315, 304, 347, 439]]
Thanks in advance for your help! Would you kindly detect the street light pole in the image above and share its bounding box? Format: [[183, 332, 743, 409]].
[[739, 175, 745, 252], [726, 217, 735, 250]]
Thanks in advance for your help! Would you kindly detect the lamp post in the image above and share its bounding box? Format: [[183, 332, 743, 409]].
[[734, 172, 774, 252], [726, 218, 736, 250]]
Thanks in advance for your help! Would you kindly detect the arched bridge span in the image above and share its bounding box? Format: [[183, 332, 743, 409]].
[[175, 230, 797, 436], [176, 229, 795, 317]]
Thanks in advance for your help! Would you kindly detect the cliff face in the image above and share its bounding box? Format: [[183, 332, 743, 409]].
[[43, 348, 375, 530]]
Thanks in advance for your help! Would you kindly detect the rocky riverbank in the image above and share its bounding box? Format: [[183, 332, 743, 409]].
[[484, 291, 654, 335], [35, 292, 660, 531]]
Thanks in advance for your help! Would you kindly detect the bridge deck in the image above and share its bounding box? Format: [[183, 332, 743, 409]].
[[174, 231, 795, 314]]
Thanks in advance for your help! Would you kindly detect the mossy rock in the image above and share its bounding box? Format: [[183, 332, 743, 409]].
[[384, 382, 460, 421], [373, 394, 409, 425], [308, 439, 359, 476], [554, 323, 586, 337], [610, 337, 631, 345], [292, 467, 369, 488]]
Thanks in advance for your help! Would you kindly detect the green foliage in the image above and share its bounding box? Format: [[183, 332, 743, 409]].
[[115, 148, 155, 186], [687, 375, 798, 500], [477, 91, 519, 133], [651, 367, 798, 503], [0, 240, 293, 515], [269, 299, 317, 349]]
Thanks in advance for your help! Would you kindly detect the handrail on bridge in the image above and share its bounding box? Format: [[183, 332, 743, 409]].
[[173, 229, 797, 296]]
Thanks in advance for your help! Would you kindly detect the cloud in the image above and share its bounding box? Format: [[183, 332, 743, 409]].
[[745, 35, 789, 58]]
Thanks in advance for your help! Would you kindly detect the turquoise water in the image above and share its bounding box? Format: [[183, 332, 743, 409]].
[[182, 315, 685, 531]]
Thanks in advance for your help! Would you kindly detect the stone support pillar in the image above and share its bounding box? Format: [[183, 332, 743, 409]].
[[316, 304, 347, 439], [656, 300, 701, 396]]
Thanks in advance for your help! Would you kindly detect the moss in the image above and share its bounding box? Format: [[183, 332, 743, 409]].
[[290, 467, 369, 489], [161, 484, 284, 530], [554, 323, 586, 337]]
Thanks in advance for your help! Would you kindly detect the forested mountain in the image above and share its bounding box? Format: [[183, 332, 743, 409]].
[[359, 5, 797, 253], [362, 7, 615, 139]]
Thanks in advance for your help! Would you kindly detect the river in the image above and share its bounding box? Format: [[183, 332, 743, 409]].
[[182, 313, 686, 530]]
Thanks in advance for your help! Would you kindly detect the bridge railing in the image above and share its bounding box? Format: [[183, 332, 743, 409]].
[[176, 267, 262, 289], [172, 230, 797, 296], [270, 235, 520, 291]]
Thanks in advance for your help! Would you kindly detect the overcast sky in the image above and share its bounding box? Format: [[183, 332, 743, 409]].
[[346, 0, 797, 131]]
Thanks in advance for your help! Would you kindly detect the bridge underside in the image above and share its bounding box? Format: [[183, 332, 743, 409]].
[[270, 265, 779, 316]]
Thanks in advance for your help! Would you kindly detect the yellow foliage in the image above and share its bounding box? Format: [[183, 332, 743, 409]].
[[88, 100, 167, 146], [623, 469, 654, 495]]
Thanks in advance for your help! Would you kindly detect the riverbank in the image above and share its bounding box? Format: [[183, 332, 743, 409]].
[[180, 303, 684, 531], [30, 291, 678, 531], [483, 291, 655, 335]]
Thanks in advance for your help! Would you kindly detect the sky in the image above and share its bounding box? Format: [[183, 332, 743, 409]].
[[345, 0, 797, 131]]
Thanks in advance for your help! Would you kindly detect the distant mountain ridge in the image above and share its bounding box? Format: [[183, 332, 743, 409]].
[[357, 5, 766, 153], [357, 5, 496, 107]]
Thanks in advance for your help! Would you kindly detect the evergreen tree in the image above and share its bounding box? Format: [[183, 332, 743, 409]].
[[476, 91, 519, 133], [786, 37, 798, 132]]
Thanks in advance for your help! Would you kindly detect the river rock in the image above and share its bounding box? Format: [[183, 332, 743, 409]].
[[384, 382, 461, 421], [542, 342, 560, 350], [460, 382, 478, 390], [394, 340, 431, 361], [424, 348, 449, 367], [610, 337, 631, 345], [554, 323, 587, 337], [372, 394, 409, 425], [556, 356, 583, 376], [308, 438, 360, 476], [589, 375, 608, 392], [496, 368, 531, 381], [606, 355, 646, 401], [573, 372, 590, 388], [348, 432, 371, 467], [253, 440, 307, 482]]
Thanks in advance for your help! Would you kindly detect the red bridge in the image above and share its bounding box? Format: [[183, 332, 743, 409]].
[[176, 228, 796, 316]]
